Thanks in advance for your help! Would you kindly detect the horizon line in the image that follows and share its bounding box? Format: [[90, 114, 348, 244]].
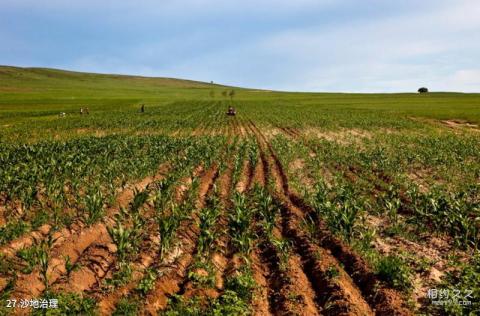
[[1, 64, 479, 95]]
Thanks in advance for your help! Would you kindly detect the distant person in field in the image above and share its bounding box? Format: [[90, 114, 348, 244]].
[[80, 108, 84, 115], [85, 107, 90, 115], [141, 104, 145, 113]]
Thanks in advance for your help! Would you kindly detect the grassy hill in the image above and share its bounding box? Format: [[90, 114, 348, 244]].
[[1, 65, 479, 143], [0, 65, 223, 91], [0, 65, 229, 107]]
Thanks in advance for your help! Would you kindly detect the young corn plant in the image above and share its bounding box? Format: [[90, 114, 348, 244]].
[[313, 182, 361, 243], [255, 188, 278, 239], [271, 237, 291, 272], [153, 177, 175, 211], [108, 223, 130, 262], [131, 188, 150, 213], [82, 187, 105, 225], [384, 197, 401, 225], [64, 255, 79, 275], [137, 268, 157, 295], [197, 206, 220, 256], [38, 246, 50, 290], [157, 203, 181, 260], [108, 213, 143, 262], [375, 254, 412, 292], [229, 192, 254, 255], [17, 233, 56, 289]]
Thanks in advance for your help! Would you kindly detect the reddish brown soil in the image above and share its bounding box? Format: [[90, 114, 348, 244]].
[[236, 160, 252, 194], [230, 117, 241, 137], [0, 277, 8, 292], [256, 225, 320, 315], [1, 164, 171, 260], [247, 119, 412, 316], [95, 166, 203, 314], [142, 165, 219, 315], [52, 237, 117, 293], [213, 162, 234, 289], [0, 204, 6, 227], [281, 203, 373, 316], [7, 164, 172, 315], [0, 224, 53, 258], [96, 232, 161, 314], [182, 161, 233, 299], [251, 249, 272, 316], [10, 223, 112, 304], [285, 253, 321, 316], [247, 143, 320, 315], [260, 120, 422, 312]]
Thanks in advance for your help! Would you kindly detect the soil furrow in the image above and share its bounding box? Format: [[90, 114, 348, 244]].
[[245, 138, 319, 315], [277, 126, 299, 140], [244, 152, 273, 316], [52, 238, 117, 293], [213, 161, 235, 291], [141, 165, 219, 315], [0, 164, 170, 259], [251, 249, 272, 316], [230, 116, 240, 137], [236, 159, 252, 194], [251, 119, 412, 316], [250, 119, 376, 315], [256, 222, 320, 315], [181, 160, 233, 299], [8, 165, 171, 312], [95, 166, 205, 314], [280, 201, 374, 316]]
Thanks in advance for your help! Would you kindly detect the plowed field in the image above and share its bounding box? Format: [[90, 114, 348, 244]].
[[1, 67, 479, 315]]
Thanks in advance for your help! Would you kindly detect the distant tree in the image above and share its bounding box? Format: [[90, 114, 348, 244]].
[[229, 89, 235, 101], [209, 90, 215, 99], [418, 87, 429, 93], [222, 90, 228, 98]]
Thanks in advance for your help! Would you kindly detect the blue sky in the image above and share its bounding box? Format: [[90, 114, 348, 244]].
[[1, 0, 479, 92]]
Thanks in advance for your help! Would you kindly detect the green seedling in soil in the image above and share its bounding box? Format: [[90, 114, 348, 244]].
[[376, 254, 412, 292], [326, 265, 340, 279], [157, 203, 182, 260], [104, 262, 133, 289], [271, 237, 291, 272], [64, 255, 80, 275], [137, 268, 157, 295]]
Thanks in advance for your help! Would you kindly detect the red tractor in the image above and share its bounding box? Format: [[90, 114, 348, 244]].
[[226, 106, 236, 116]]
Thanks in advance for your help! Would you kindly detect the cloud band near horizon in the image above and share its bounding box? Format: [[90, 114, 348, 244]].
[[1, 0, 479, 92]]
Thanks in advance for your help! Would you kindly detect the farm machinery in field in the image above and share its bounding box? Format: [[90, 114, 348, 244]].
[[226, 106, 236, 116]]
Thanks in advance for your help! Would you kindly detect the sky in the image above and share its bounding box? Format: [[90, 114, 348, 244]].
[[1, 0, 479, 92]]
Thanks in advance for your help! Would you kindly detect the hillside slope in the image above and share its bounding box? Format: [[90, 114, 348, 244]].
[[0, 65, 224, 91]]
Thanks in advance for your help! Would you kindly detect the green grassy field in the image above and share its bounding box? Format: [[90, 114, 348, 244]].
[[1, 65, 480, 143], [0, 66, 479, 315]]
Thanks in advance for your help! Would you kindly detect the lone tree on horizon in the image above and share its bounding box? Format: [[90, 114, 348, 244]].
[[418, 87, 429, 93]]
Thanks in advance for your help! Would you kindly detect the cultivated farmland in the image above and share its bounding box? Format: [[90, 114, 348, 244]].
[[0, 66, 479, 315]]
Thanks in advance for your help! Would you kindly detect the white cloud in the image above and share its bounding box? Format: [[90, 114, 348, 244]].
[[244, 0, 480, 91], [2, 0, 479, 91], [444, 69, 480, 91]]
